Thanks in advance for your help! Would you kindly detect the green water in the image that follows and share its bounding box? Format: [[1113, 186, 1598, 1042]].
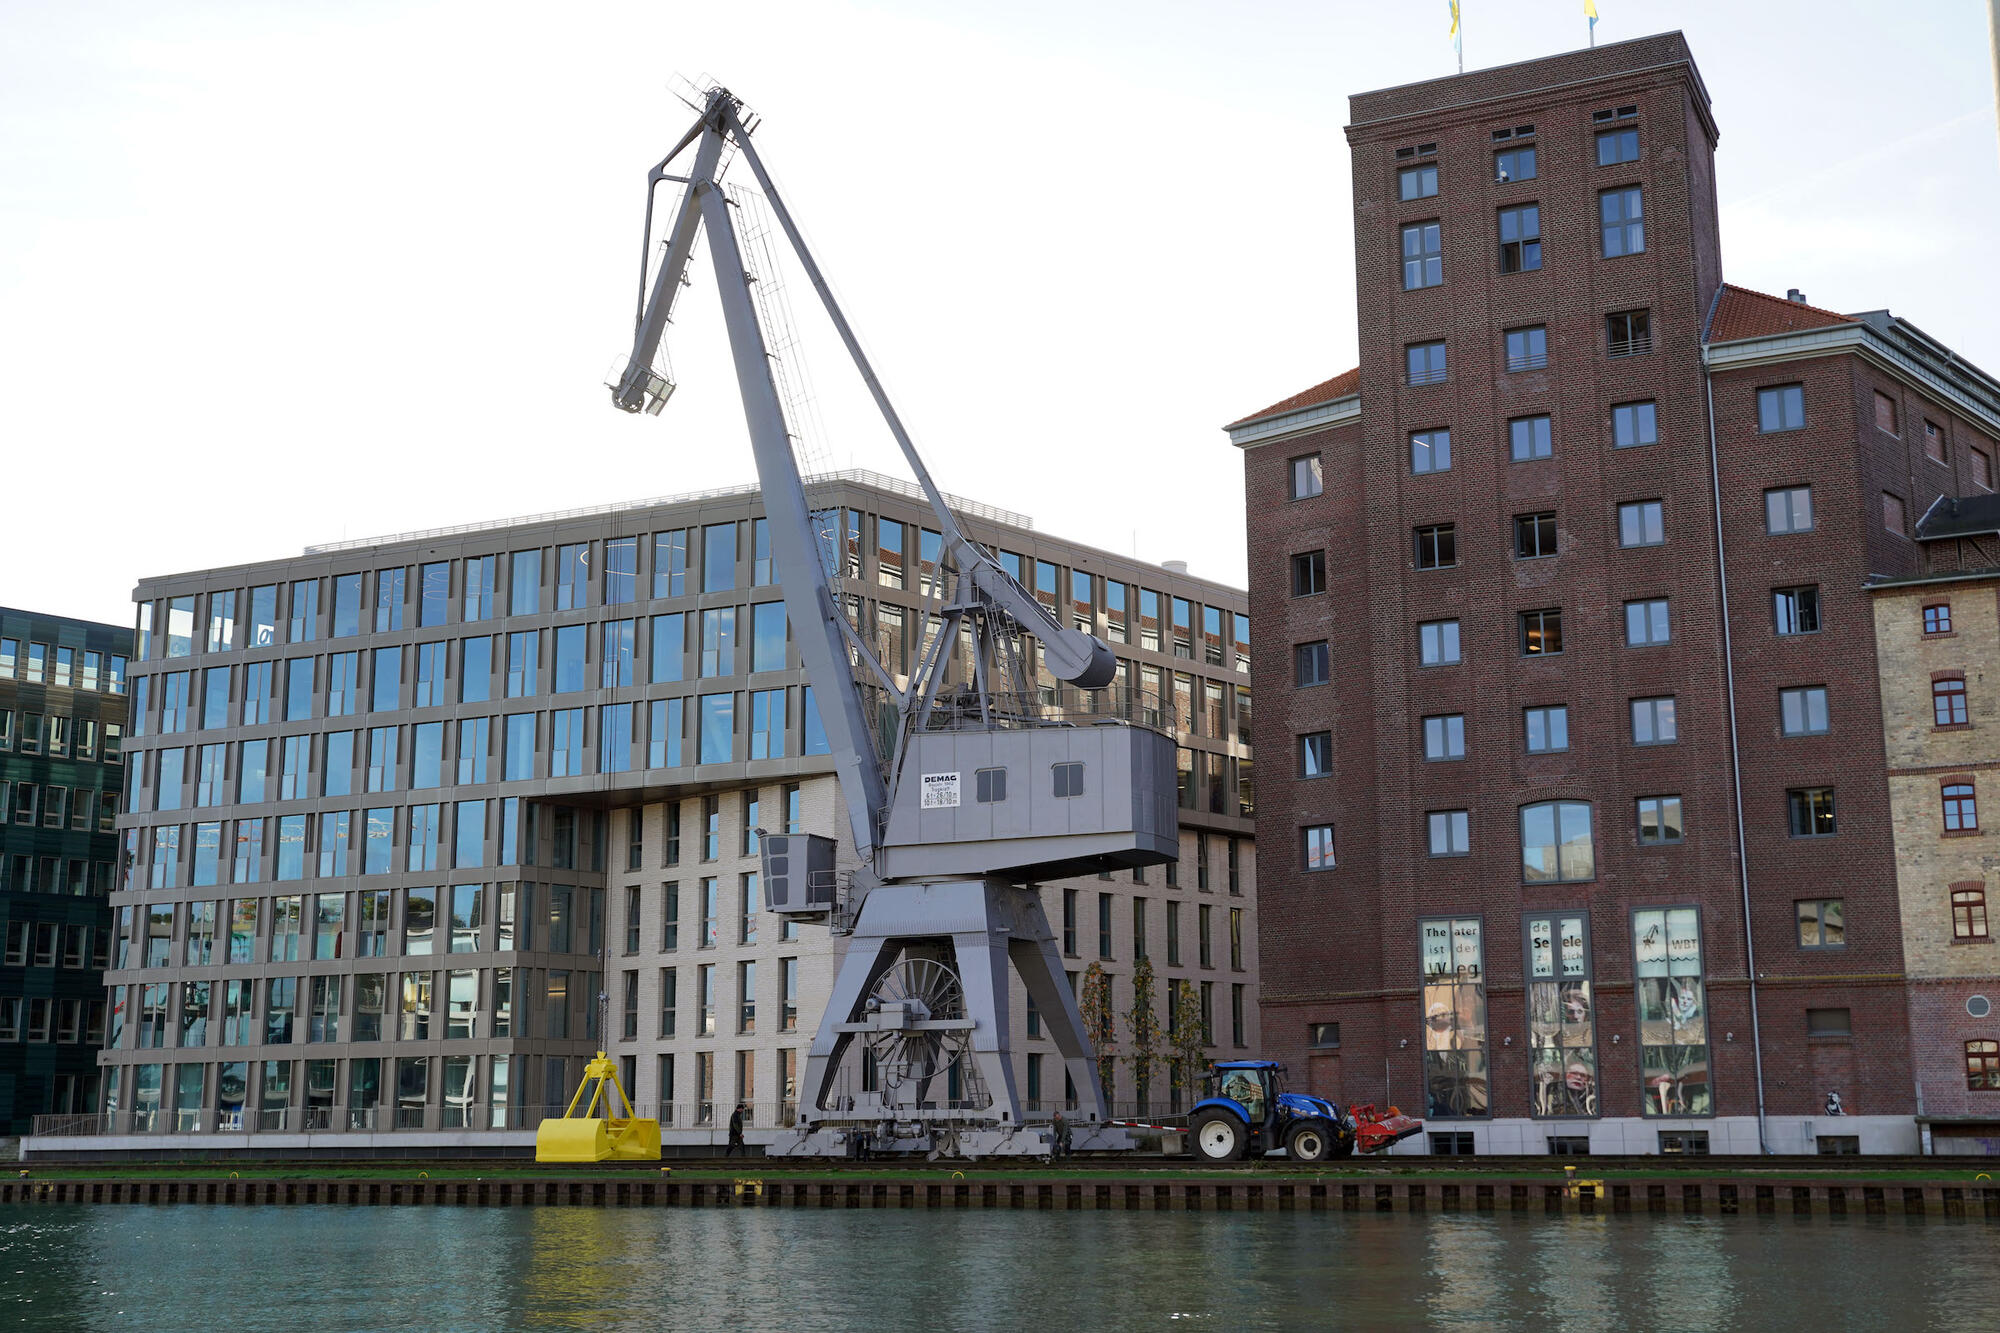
[[2, 1205, 1995, 1330]]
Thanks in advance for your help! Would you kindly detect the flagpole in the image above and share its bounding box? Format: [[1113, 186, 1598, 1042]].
[[1459, 3, 1465, 73]]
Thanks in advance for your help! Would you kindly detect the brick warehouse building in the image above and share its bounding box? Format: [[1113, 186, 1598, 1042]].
[[1229, 33, 2000, 1154]]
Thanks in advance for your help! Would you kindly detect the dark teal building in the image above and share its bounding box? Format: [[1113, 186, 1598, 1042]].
[[1, 608, 130, 1132]]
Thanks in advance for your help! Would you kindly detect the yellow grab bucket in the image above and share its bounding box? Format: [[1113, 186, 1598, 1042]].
[[534, 1051, 662, 1163]]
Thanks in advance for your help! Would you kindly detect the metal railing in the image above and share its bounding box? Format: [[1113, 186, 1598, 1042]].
[[917, 685, 1175, 733], [1505, 352, 1549, 372], [1407, 367, 1448, 386], [303, 469, 1030, 555], [1608, 334, 1654, 358]]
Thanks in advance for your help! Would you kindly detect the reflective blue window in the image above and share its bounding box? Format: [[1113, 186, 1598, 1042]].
[[408, 804, 442, 872], [371, 646, 401, 712], [277, 815, 306, 881], [456, 718, 489, 784], [327, 652, 359, 717], [160, 671, 192, 732], [649, 698, 683, 769], [653, 531, 688, 598], [289, 581, 318, 643], [463, 556, 497, 622], [602, 620, 635, 688], [166, 596, 196, 657], [604, 538, 638, 605], [333, 574, 363, 638], [552, 708, 585, 777], [280, 736, 308, 799], [556, 544, 590, 610], [702, 524, 736, 594], [363, 808, 394, 875], [285, 658, 315, 721], [243, 662, 272, 725], [750, 689, 786, 760], [323, 731, 354, 798], [510, 550, 541, 616], [504, 714, 536, 781], [700, 609, 735, 677], [499, 797, 521, 867], [652, 614, 684, 683], [412, 721, 444, 789], [414, 642, 445, 707], [366, 726, 399, 792], [753, 518, 774, 586], [554, 625, 587, 693], [507, 631, 538, 698], [249, 585, 279, 647], [455, 801, 485, 868], [751, 603, 786, 674], [420, 563, 450, 627], [130, 675, 150, 737], [600, 703, 634, 773], [156, 747, 187, 811], [375, 568, 406, 632], [700, 693, 733, 765], [461, 636, 492, 703], [238, 738, 269, 804], [803, 686, 829, 756]]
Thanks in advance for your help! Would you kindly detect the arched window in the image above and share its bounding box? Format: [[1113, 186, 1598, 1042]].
[[1944, 784, 1979, 833], [1933, 678, 1969, 726], [1520, 801, 1594, 883], [1951, 886, 1989, 941]]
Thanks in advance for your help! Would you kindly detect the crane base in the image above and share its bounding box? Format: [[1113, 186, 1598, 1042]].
[[766, 1121, 1136, 1160]]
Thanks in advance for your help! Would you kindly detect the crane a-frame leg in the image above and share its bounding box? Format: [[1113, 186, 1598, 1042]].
[[774, 877, 1128, 1158]]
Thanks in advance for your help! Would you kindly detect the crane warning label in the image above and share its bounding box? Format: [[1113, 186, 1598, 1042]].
[[920, 772, 961, 808]]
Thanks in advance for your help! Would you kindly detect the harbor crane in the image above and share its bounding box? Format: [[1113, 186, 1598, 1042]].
[[609, 86, 1177, 1157]]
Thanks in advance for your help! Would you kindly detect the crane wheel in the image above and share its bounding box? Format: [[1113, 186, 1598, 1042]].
[[1191, 1109, 1247, 1162], [1287, 1122, 1334, 1164]]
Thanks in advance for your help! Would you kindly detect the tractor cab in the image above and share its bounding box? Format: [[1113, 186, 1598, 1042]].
[[1188, 1059, 1356, 1162]]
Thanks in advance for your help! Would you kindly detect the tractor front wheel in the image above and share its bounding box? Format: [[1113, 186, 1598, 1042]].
[[1191, 1109, 1247, 1162], [1287, 1121, 1334, 1163]]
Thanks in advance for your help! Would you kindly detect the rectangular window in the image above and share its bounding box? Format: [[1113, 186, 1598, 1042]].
[[699, 695, 733, 765], [1290, 551, 1326, 596], [1420, 917, 1488, 1119], [1596, 127, 1639, 165], [1407, 340, 1447, 385], [1606, 309, 1650, 357], [554, 624, 587, 692], [1637, 795, 1683, 845], [1599, 186, 1644, 256], [1302, 824, 1336, 872], [1764, 485, 1815, 534], [1503, 325, 1547, 372], [702, 523, 736, 593], [1521, 801, 1594, 883], [1924, 419, 1947, 464], [1298, 731, 1332, 779], [1398, 163, 1437, 200], [602, 619, 636, 688], [1758, 385, 1805, 433], [1882, 492, 1907, 536], [1631, 696, 1678, 746], [1497, 204, 1541, 273], [1796, 899, 1845, 949], [1807, 1007, 1851, 1037], [1935, 679, 1970, 727], [1873, 390, 1899, 435], [1401, 221, 1442, 289], [749, 602, 786, 674], [1428, 810, 1469, 857], [602, 537, 638, 605], [1952, 887, 1988, 941], [1774, 586, 1820, 635], [1524, 705, 1568, 754], [1415, 524, 1456, 569], [1520, 608, 1562, 655], [1526, 914, 1596, 1118], [1787, 787, 1837, 837], [556, 542, 591, 609], [1925, 603, 1953, 635], [652, 531, 687, 598], [1612, 401, 1658, 448], [1514, 512, 1557, 558], [1967, 1040, 2000, 1091], [1423, 713, 1466, 761], [1495, 142, 1536, 180], [698, 608, 735, 678], [1625, 599, 1670, 646], [1972, 447, 1994, 491], [1943, 782, 1979, 832], [1295, 641, 1330, 686], [506, 631, 539, 697], [1290, 454, 1323, 499], [459, 555, 495, 622], [1780, 686, 1829, 736], [1418, 620, 1460, 666], [1411, 429, 1452, 474], [1635, 907, 1709, 1117]]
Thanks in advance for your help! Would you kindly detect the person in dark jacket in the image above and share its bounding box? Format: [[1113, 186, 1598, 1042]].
[[726, 1103, 748, 1157]]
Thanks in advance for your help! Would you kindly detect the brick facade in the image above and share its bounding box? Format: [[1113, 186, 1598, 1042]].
[[1232, 33, 2000, 1153]]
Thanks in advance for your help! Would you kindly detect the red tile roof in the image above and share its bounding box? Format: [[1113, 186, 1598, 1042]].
[[1228, 367, 1360, 428], [1707, 284, 1857, 344]]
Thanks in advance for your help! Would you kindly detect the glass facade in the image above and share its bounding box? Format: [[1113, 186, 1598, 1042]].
[[1421, 917, 1487, 1120]]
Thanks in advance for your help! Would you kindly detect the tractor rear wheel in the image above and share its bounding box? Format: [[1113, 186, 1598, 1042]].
[[1286, 1121, 1334, 1163], [1191, 1109, 1247, 1162]]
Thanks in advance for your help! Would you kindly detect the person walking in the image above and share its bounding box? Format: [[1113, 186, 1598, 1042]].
[[725, 1102, 748, 1157]]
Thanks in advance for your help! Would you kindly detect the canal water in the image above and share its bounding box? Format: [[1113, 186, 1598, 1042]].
[[3, 1204, 1995, 1330]]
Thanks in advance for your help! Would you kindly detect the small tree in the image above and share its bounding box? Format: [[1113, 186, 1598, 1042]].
[[1078, 961, 1116, 1110], [1171, 978, 1209, 1109], [1127, 956, 1162, 1116]]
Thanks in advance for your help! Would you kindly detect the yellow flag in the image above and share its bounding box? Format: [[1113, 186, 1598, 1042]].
[[1449, 0, 1461, 37]]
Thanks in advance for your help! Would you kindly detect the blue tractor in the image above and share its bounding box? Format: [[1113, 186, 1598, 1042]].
[[1188, 1060, 1422, 1162]]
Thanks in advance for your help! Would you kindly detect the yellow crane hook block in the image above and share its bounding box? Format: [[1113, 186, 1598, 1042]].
[[534, 1051, 662, 1163]]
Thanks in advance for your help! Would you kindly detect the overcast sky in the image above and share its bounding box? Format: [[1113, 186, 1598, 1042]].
[[4, 0, 1996, 625]]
